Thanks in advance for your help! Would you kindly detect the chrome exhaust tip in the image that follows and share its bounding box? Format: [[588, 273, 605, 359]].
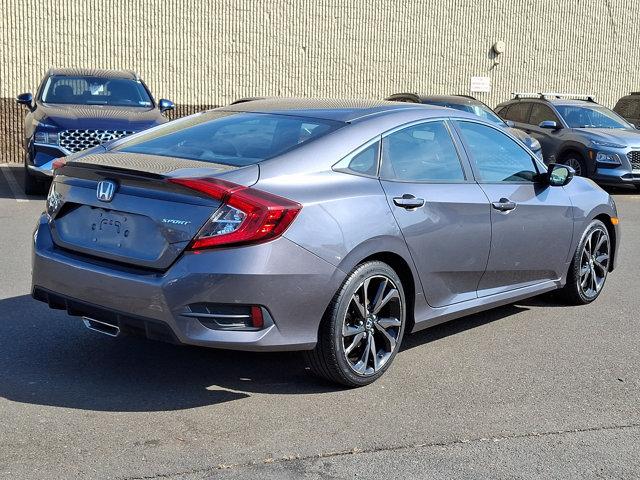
[[82, 317, 120, 337]]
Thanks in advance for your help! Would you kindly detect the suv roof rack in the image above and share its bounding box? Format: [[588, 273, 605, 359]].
[[512, 92, 596, 103], [512, 92, 542, 99], [630, 92, 640, 96]]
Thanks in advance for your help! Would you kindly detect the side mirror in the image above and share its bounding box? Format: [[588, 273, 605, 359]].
[[539, 120, 559, 130], [16, 92, 34, 110], [504, 120, 515, 128], [547, 163, 574, 186], [158, 98, 175, 113]]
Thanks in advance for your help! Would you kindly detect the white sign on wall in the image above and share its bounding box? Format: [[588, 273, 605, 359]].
[[470, 76, 491, 93]]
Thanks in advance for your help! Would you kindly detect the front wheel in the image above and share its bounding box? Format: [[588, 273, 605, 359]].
[[561, 154, 586, 177], [559, 219, 611, 305], [305, 261, 406, 387]]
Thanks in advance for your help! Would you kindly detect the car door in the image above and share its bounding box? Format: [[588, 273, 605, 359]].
[[525, 103, 565, 163], [379, 119, 491, 308], [453, 120, 574, 297]]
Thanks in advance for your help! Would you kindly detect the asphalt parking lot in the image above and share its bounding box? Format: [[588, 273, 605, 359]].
[[1, 163, 639, 479]]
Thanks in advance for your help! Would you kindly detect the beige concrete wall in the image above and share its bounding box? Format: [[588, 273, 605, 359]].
[[1, 0, 639, 161]]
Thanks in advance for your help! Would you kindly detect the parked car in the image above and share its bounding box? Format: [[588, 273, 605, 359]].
[[32, 98, 619, 387], [496, 93, 640, 188], [613, 92, 640, 127], [386, 93, 543, 160], [16, 68, 175, 194]]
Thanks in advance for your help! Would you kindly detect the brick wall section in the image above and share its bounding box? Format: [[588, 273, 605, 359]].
[[2, 0, 639, 162]]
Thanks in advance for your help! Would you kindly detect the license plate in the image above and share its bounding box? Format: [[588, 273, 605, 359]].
[[92, 211, 130, 245]]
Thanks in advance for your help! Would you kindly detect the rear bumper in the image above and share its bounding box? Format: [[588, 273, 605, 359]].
[[31, 215, 345, 351]]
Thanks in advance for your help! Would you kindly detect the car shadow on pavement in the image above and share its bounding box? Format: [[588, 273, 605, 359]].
[[401, 303, 530, 351], [0, 164, 47, 201], [0, 294, 539, 412], [0, 294, 340, 412]]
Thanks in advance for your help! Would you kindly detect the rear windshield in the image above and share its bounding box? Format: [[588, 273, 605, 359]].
[[41, 76, 153, 107], [114, 111, 343, 166]]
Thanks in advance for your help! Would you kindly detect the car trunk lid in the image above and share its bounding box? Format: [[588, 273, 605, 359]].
[[48, 152, 259, 270]]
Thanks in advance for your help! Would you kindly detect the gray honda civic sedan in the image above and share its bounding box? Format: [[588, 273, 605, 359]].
[[32, 98, 620, 386]]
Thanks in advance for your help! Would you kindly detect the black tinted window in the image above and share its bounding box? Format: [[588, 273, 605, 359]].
[[457, 121, 538, 182], [529, 104, 560, 126], [502, 102, 532, 123], [41, 76, 152, 107], [614, 98, 639, 119], [380, 121, 465, 182], [116, 112, 342, 166]]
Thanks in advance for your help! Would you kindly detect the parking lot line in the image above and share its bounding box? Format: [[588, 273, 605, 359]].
[[0, 164, 29, 202]]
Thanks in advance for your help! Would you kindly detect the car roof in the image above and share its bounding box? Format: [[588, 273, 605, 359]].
[[387, 93, 482, 106], [46, 68, 139, 80], [219, 97, 444, 122]]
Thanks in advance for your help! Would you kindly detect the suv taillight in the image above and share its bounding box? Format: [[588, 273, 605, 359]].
[[169, 177, 302, 250]]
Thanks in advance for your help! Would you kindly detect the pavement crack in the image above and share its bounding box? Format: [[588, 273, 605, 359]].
[[119, 422, 640, 479]]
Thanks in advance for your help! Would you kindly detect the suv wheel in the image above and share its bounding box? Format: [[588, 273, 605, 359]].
[[305, 261, 406, 387], [561, 154, 586, 177], [559, 219, 610, 305]]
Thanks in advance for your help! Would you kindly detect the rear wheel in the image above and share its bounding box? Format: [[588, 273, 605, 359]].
[[560, 154, 586, 177], [305, 261, 406, 387], [559, 219, 610, 305]]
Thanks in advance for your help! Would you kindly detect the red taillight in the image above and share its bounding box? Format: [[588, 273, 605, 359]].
[[52, 158, 66, 171], [169, 177, 302, 250]]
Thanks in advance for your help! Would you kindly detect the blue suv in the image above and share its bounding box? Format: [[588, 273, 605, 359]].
[[16, 68, 174, 194], [496, 93, 640, 189]]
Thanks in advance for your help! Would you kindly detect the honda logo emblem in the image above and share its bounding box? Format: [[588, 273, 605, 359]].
[[96, 180, 117, 202]]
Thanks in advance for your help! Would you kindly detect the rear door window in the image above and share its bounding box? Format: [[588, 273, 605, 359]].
[[501, 102, 532, 124], [380, 121, 466, 182], [614, 98, 640, 120]]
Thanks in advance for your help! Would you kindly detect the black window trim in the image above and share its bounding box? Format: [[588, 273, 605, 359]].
[[451, 118, 544, 185], [377, 118, 472, 184]]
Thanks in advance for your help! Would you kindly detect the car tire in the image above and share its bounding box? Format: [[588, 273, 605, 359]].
[[23, 155, 45, 195], [558, 219, 611, 305], [560, 154, 587, 177], [305, 261, 406, 387]]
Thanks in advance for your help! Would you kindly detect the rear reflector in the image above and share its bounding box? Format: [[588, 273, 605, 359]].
[[182, 303, 269, 331], [250, 306, 264, 329], [169, 177, 301, 250]]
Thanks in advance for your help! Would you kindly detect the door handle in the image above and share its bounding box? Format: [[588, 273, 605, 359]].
[[393, 194, 425, 209], [491, 198, 517, 212]]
